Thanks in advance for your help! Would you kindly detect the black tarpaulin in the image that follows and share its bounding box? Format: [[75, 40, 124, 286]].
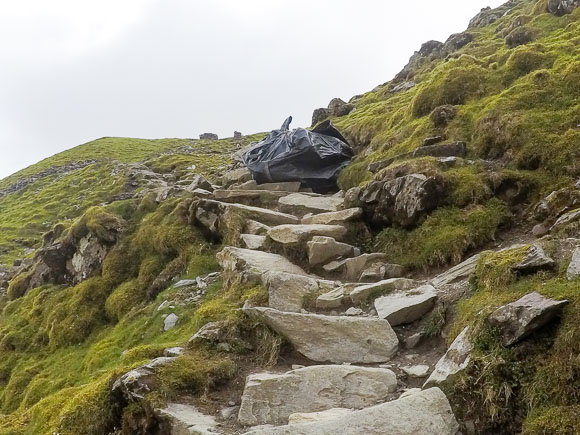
[[241, 116, 353, 192]]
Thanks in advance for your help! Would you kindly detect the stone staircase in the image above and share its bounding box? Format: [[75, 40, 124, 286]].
[[185, 171, 461, 434]]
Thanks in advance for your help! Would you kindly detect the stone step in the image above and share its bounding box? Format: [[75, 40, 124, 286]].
[[374, 284, 438, 326], [307, 236, 359, 266], [242, 387, 459, 435], [301, 207, 362, 225], [192, 199, 299, 239], [431, 253, 480, 287], [217, 247, 309, 285], [279, 193, 344, 216], [236, 180, 302, 192], [268, 224, 347, 245], [348, 278, 417, 305], [241, 234, 267, 250], [156, 403, 220, 435], [262, 271, 337, 313], [213, 189, 291, 206], [237, 365, 397, 426], [243, 307, 398, 364]]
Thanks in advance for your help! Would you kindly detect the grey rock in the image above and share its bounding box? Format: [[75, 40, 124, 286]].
[[217, 247, 308, 285], [163, 347, 184, 357], [245, 220, 271, 235], [390, 81, 416, 94], [157, 403, 219, 434], [422, 136, 445, 147], [431, 254, 480, 287], [487, 292, 568, 346], [268, 224, 347, 245], [174, 279, 197, 288], [241, 234, 267, 250], [424, 327, 473, 388], [567, 247, 580, 280], [301, 208, 362, 225], [349, 278, 416, 305], [242, 387, 459, 435], [374, 284, 438, 326], [263, 271, 335, 313], [359, 262, 404, 282], [238, 180, 302, 192], [238, 365, 397, 426], [430, 105, 458, 127], [222, 167, 253, 187], [505, 26, 534, 48], [514, 244, 555, 273], [547, 0, 580, 16], [164, 313, 178, 331], [402, 365, 430, 378], [551, 208, 580, 232], [234, 131, 243, 139], [323, 253, 401, 282], [279, 193, 344, 216], [359, 174, 445, 228], [244, 307, 398, 363], [316, 287, 348, 310], [532, 224, 548, 238], [312, 108, 331, 126], [404, 332, 424, 349], [307, 236, 357, 266], [328, 98, 355, 117], [345, 307, 364, 316], [186, 174, 213, 192], [113, 357, 177, 400]]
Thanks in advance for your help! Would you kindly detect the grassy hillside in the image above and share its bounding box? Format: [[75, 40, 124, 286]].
[[0, 0, 578, 433]]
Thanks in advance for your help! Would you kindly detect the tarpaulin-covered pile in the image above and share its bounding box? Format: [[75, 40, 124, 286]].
[[242, 116, 353, 192]]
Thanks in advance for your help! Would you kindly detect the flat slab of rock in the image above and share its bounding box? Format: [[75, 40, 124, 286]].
[[217, 247, 308, 284], [238, 365, 397, 426], [374, 284, 437, 326], [245, 220, 271, 235], [214, 189, 289, 203], [301, 208, 362, 225], [514, 244, 555, 273], [244, 307, 398, 363], [238, 180, 302, 192], [424, 327, 473, 388], [243, 387, 459, 435], [157, 403, 219, 435], [241, 234, 267, 250], [550, 208, 580, 231], [349, 278, 416, 304], [402, 365, 430, 378], [279, 193, 344, 215], [487, 292, 568, 346], [288, 408, 351, 424], [567, 247, 580, 280], [262, 271, 335, 312], [268, 224, 347, 245], [431, 254, 480, 287], [307, 236, 358, 266]]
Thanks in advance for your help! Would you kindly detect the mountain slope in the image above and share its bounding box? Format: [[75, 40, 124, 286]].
[[0, 1, 578, 434]]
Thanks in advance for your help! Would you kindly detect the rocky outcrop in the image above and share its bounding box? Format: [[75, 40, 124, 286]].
[[244, 307, 398, 363], [238, 365, 397, 426], [547, 0, 580, 16], [243, 387, 459, 435], [112, 357, 177, 400], [487, 292, 568, 346], [514, 244, 555, 273], [357, 174, 445, 228], [505, 26, 534, 48], [469, 2, 520, 28], [374, 284, 438, 326], [311, 98, 355, 126], [424, 327, 473, 388]]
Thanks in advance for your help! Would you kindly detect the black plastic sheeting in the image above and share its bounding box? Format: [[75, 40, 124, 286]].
[[241, 116, 353, 192]]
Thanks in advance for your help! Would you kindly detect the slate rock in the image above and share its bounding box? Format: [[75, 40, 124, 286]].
[[487, 292, 568, 346], [237, 365, 397, 426], [374, 284, 438, 326], [424, 327, 473, 388], [567, 247, 580, 280], [307, 236, 358, 266], [268, 224, 347, 245], [349, 278, 416, 304], [514, 244, 555, 273], [263, 271, 335, 313], [243, 307, 398, 363]]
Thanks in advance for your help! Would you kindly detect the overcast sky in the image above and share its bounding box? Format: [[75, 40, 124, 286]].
[[0, 0, 505, 180]]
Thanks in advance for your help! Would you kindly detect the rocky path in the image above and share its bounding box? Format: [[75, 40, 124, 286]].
[[179, 170, 465, 434]]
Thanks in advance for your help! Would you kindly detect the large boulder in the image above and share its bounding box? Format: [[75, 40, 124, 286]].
[[217, 247, 308, 286], [374, 284, 438, 326], [424, 327, 473, 388], [547, 0, 580, 15], [244, 307, 398, 363], [243, 387, 459, 435], [312, 98, 355, 126], [237, 365, 397, 426], [358, 174, 445, 228], [487, 292, 568, 346], [112, 357, 177, 400]]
